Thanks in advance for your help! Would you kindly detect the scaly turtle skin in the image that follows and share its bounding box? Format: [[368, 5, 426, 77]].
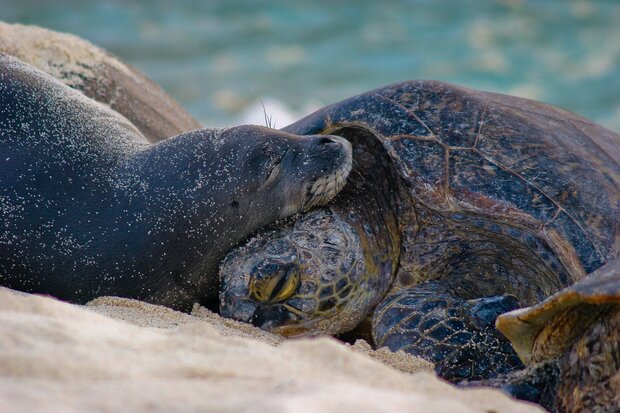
[[487, 257, 620, 412], [220, 80, 620, 381]]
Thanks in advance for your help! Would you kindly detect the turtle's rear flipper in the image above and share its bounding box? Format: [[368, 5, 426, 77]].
[[471, 359, 560, 411], [371, 281, 524, 382]]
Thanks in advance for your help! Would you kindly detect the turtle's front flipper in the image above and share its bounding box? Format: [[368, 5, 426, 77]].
[[371, 280, 524, 382]]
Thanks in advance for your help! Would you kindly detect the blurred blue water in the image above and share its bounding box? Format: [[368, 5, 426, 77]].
[[2, 0, 619, 132]]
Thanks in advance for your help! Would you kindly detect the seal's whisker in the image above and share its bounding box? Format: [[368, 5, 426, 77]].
[[258, 97, 275, 129]]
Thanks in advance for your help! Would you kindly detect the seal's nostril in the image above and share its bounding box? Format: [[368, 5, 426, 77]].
[[317, 137, 338, 146]]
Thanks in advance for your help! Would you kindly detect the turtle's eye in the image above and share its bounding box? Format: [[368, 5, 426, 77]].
[[250, 262, 300, 303]]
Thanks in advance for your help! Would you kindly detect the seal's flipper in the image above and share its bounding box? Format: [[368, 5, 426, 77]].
[[371, 280, 524, 382]]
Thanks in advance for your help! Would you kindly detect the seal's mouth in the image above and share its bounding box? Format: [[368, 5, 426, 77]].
[[302, 136, 353, 211]]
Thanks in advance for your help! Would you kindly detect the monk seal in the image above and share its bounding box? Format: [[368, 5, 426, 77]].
[[0, 54, 352, 310]]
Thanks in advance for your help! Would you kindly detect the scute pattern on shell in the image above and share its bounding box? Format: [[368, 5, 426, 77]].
[[286, 80, 620, 281]]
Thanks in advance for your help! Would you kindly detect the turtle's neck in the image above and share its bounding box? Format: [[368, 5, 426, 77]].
[[327, 125, 402, 306]]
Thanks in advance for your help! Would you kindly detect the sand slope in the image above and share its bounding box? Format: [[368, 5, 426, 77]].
[[0, 288, 543, 413]]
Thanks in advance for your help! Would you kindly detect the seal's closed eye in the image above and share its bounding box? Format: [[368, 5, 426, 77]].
[[262, 148, 287, 187], [247, 145, 286, 187], [263, 162, 282, 186]]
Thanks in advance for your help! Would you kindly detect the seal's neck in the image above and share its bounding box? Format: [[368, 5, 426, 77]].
[[107, 129, 244, 308]]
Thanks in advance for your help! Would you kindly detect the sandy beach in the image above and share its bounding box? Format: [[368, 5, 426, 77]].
[[0, 287, 543, 413]]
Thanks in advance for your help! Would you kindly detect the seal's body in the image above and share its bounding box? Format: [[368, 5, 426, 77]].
[[0, 54, 352, 310]]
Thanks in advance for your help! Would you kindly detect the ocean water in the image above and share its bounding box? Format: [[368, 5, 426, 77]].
[[2, 0, 619, 132]]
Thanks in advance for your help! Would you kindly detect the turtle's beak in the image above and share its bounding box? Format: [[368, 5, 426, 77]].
[[270, 323, 310, 337], [220, 296, 257, 323], [221, 294, 299, 332], [268, 315, 331, 338], [249, 304, 297, 330]]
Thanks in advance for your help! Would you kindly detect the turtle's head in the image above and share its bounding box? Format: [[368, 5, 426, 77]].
[[219, 209, 379, 336]]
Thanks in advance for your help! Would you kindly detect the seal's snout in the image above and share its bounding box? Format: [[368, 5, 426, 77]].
[[310, 134, 352, 158], [302, 134, 353, 211]]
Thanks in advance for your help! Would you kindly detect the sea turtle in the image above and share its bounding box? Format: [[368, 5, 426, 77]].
[[486, 256, 620, 412], [220, 80, 620, 381]]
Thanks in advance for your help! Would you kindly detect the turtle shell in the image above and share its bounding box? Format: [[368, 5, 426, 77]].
[[496, 256, 620, 364], [284, 80, 620, 281]]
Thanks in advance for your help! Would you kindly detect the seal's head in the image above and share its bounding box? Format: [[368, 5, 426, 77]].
[[217, 125, 352, 222], [109, 124, 353, 309]]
